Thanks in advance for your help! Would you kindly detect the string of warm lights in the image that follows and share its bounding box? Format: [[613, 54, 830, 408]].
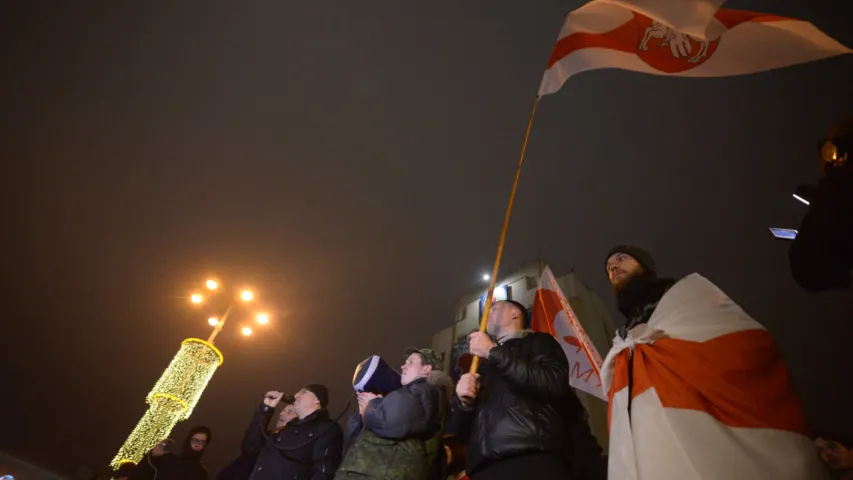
[[109, 339, 223, 468]]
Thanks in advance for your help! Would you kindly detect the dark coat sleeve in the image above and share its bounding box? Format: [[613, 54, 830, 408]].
[[567, 409, 607, 480], [215, 452, 257, 480], [487, 333, 571, 401], [127, 453, 155, 480], [188, 461, 209, 480], [343, 412, 364, 450], [444, 394, 476, 445], [310, 421, 344, 480], [240, 403, 275, 454], [789, 166, 853, 291], [362, 381, 440, 440], [128, 452, 175, 480]]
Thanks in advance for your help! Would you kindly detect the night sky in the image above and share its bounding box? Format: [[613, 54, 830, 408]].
[[2, 0, 851, 477]]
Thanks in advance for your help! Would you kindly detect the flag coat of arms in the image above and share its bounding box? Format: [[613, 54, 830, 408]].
[[539, 0, 851, 95], [601, 273, 827, 480], [531, 266, 606, 401]]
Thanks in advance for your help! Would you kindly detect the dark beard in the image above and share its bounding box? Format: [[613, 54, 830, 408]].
[[611, 270, 640, 294], [615, 272, 675, 337]]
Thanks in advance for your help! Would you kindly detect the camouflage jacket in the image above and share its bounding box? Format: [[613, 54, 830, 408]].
[[336, 374, 449, 480]]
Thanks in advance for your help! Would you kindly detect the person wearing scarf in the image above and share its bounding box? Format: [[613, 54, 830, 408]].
[[602, 245, 825, 480]]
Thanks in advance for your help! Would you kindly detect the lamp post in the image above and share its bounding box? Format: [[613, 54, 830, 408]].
[[110, 280, 271, 469]]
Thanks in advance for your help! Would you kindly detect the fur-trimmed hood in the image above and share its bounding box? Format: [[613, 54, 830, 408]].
[[427, 369, 453, 404]]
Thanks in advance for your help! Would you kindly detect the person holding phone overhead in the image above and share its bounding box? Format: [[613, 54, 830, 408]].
[[129, 426, 212, 480]]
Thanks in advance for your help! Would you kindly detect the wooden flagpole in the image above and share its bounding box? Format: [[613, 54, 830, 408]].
[[470, 97, 540, 375]]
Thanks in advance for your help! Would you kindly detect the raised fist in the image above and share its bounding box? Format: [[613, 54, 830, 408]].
[[264, 390, 284, 407]]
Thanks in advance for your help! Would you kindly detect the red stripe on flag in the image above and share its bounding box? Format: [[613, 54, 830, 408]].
[[608, 329, 809, 435], [546, 9, 793, 71], [546, 20, 637, 69]]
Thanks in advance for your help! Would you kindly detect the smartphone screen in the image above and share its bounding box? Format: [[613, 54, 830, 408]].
[[769, 228, 798, 240]]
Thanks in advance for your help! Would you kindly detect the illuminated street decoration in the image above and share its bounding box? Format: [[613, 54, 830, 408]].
[[110, 338, 222, 468]]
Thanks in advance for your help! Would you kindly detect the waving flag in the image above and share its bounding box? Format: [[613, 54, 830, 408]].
[[531, 266, 606, 400], [538, 0, 851, 96]]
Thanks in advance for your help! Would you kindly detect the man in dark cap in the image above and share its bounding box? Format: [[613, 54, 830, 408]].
[[601, 246, 825, 480], [604, 245, 674, 339], [241, 385, 343, 480], [447, 300, 605, 480], [129, 426, 212, 480], [336, 347, 451, 480]]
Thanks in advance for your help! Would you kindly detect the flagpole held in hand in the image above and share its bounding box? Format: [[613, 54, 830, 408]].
[[470, 97, 539, 375]]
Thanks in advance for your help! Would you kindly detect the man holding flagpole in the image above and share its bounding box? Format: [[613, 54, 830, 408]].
[[446, 300, 605, 480], [601, 245, 828, 479]]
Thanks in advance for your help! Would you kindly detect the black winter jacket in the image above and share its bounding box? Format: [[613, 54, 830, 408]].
[[446, 331, 605, 479], [790, 157, 853, 291], [359, 377, 440, 441], [129, 453, 208, 480], [242, 404, 343, 480]]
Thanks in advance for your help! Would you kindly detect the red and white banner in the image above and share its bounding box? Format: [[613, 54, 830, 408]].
[[538, 0, 851, 96], [531, 266, 606, 401], [601, 274, 826, 480]]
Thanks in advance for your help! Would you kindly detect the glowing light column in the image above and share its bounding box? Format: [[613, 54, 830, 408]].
[[110, 338, 223, 468], [110, 282, 269, 470]]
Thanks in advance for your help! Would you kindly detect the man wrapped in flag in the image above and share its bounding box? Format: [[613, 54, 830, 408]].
[[601, 245, 827, 479]]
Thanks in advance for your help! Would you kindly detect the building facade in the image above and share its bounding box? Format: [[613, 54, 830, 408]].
[[430, 261, 617, 449]]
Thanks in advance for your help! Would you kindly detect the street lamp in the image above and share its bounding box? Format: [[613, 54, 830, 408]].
[[111, 277, 273, 470], [206, 288, 265, 344]]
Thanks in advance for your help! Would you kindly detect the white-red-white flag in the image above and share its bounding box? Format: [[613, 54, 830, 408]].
[[531, 266, 606, 401], [538, 0, 851, 96]]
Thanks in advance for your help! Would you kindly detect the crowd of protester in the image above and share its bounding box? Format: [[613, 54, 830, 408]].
[[113, 226, 853, 480]]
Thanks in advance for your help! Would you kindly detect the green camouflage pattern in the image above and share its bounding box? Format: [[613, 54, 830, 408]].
[[404, 347, 444, 371], [336, 429, 429, 480]]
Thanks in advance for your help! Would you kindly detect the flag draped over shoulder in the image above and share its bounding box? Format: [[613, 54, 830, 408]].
[[531, 266, 606, 401], [601, 273, 827, 480], [538, 0, 851, 96]]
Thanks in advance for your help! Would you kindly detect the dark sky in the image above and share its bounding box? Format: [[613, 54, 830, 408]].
[[2, 0, 851, 476]]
